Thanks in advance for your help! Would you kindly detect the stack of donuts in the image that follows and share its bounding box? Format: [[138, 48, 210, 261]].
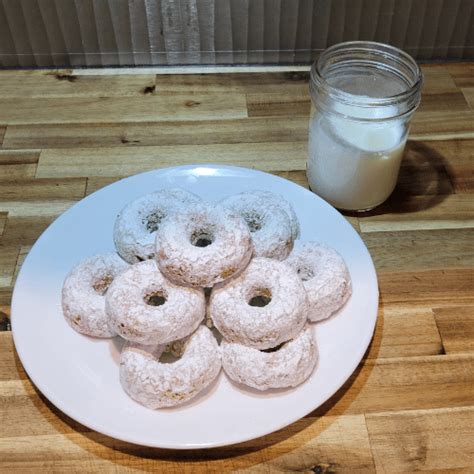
[[62, 188, 351, 409]]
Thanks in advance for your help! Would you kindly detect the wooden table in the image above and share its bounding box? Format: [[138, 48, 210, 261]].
[[0, 64, 473, 472]]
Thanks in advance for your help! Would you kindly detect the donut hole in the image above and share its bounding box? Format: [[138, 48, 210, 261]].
[[297, 265, 315, 282], [261, 342, 285, 353], [242, 210, 263, 233], [190, 228, 214, 248], [92, 275, 113, 295], [248, 288, 272, 307], [144, 291, 167, 306], [144, 209, 166, 233]]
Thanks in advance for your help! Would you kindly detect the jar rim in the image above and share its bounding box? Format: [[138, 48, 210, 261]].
[[311, 41, 423, 110]]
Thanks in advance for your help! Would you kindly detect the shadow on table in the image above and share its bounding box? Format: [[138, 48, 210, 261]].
[[15, 301, 383, 471], [343, 140, 452, 218]]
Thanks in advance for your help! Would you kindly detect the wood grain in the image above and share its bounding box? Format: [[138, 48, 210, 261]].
[[0, 213, 7, 238], [0, 151, 39, 179], [36, 142, 307, 178], [2, 117, 308, 150], [0, 178, 87, 201], [379, 269, 474, 306], [366, 407, 474, 472], [311, 353, 474, 417], [154, 71, 311, 93], [367, 306, 442, 359], [0, 71, 156, 98], [445, 63, 474, 87], [363, 229, 474, 272], [0, 63, 473, 472], [0, 246, 18, 287], [359, 194, 474, 232], [434, 306, 474, 354], [0, 94, 248, 125]]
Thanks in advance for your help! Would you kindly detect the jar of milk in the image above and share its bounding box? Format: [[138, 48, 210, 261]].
[[307, 41, 423, 211]]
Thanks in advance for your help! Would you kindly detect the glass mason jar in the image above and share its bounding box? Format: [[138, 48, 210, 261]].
[[307, 41, 423, 211]]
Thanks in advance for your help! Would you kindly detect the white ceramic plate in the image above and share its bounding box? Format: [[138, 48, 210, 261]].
[[11, 165, 378, 449]]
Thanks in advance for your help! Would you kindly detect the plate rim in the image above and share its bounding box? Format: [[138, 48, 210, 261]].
[[11, 163, 379, 449]]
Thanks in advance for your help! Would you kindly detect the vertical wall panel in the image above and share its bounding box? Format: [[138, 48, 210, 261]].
[[214, 0, 233, 64], [129, 0, 152, 65], [230, 0, 249, 64], [247, 0, 264, 64], [0, 0, 472, 67], [263, 0, 281, 63], [294, 0, 314, 63], [37, 0, 69, 67], [2, 0, 36, 66], [55, 0, 87, 66], [196, 0, 215, 64], [0, 2, 17, 67]]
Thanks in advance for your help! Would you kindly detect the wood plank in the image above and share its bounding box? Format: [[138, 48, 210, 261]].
[[462, 87, 474, 109], [366, 306, 442, 359], [0, 71, 156, 98], [2, 117, 308, 149], [246, 93, 311, 117], [13, 246, 31, 284], [0, 126, 5, 146], [0, 178, 87, 201], [362, 229, 474, 272], [0, 288, 12, 308], [36, 142, 307, 178], [0, 246, 19, 287], [247, 90, 470, 118], [0, 151, 39, 179], [154, 71, 310, 93], [0, 212, 7, 238], [421, 66, 460, 95], [0, 201, 77, 246], [0, 94, 248, 125], [85, 177, 118, 196], [410, 111, 474, 140], [429, 139, 474, 194], [379, 269, 474, 306], [366, 407, 474, 473], [445, 63, 474, 87], [0, 333, 26, 380], [359, 195, 474, 232], [312, 353, 474, 417], [434, 306, 474, 354], [417, 91, 470, 114], [0, 412, 374, 472]]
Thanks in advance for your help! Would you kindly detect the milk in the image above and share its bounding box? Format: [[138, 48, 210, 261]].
[[307, 103, 407, 211]]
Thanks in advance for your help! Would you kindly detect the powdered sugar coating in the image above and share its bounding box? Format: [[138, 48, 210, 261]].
[[285, 241, 352, 322], [156, 203, 253, 287], [106, 260, 205, 344], [220, 191, 294, 260], [222, 325, 317, 390], [120, 326, 221, 408], [62, 252, 129, 337], [210, 257, 308, 350], [114, 188, 202, 263], [244, 190, 300, 240]]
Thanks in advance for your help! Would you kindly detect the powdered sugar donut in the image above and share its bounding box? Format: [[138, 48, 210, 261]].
[[220, 191, 295, 260], [114, 188, 201, 263], [106, 260, 205, 344], [120, 326, 221, 408], [156, 203, 253, 287], [222, 325, 317, 390], [285, 241, 352, 322], [244, 190, 300, 240], [62, 253, 129, 337], [210, 257, 308, 350]]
